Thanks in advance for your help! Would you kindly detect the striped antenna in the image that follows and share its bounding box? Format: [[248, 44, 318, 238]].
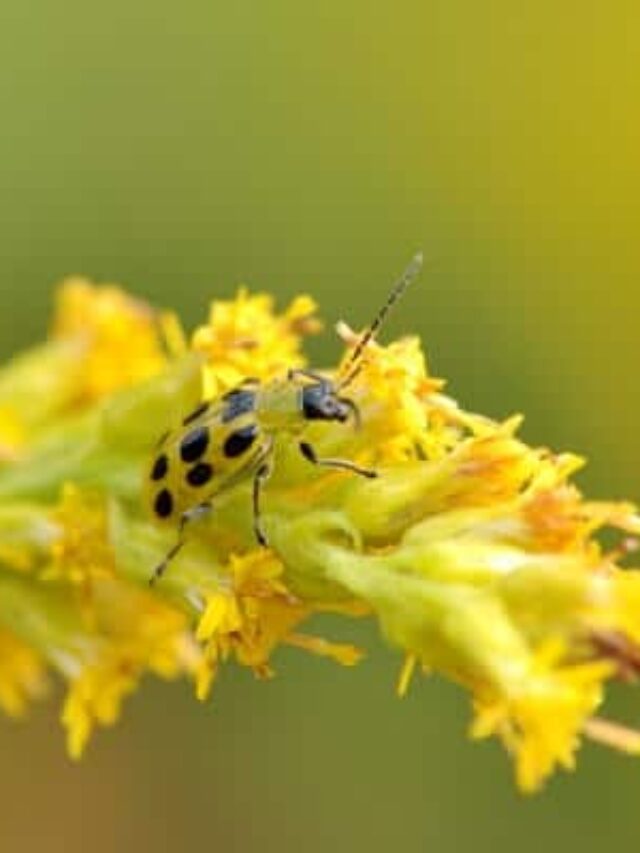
[[338, 252, 423, 389]]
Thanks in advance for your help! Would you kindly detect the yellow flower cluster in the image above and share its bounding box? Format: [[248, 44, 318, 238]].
[[192, 288, 322, 397], [1, 276, 640, 793]]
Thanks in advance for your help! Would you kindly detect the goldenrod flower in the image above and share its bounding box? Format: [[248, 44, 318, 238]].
[[2, 277, 640, 793], [192, 288, 322, 396], [0, 628, 48, 716]]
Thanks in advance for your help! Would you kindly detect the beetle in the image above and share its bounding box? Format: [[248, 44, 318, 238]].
[[146, 253, 423, 584]]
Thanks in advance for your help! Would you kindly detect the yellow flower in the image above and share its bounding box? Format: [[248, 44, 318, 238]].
[[0, 406, 26, 462], [47, 483, 114, 586], [470, 645, 613, 792], [192, 288, 321, 396], [0, 628, 49, 717], [0, 479, 199, 758], [52, 277, 167, 405], [60, 585, 198, 759], [0, 279, 168, 451], [2, 274, 640, 792], [194, 549, 361, 700], [336, 323, 444, 462]]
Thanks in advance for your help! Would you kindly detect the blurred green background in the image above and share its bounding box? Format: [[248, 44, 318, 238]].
[[1, 1, 639, 850]]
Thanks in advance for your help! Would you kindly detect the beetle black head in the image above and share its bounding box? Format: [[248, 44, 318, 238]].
[[301, 382, 359, 425]]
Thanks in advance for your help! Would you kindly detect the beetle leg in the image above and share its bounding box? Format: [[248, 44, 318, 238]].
[[299, 441, 377, 479], [150, 501, 212, 586], [252, 460, 274, 546]]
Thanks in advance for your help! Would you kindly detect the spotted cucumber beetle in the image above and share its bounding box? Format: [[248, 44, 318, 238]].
[[147, 253, 423, 584]]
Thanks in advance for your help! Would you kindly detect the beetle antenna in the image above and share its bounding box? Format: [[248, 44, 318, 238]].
[[338, 251, 423, 390]]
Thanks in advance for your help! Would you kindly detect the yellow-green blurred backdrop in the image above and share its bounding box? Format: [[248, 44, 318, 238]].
[[1, 1, 639, 850]]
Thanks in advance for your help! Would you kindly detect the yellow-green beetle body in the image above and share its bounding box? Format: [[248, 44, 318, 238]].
[[146, 253, 423, 583]]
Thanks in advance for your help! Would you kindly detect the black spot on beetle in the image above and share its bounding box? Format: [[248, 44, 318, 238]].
[[223, 424, 258, 458], [154, 489, 174, 518], [221, 389, 256, 423], [186, 462, 214, 487], [180, 426, 209, 463], [183, 401, 209, 426], [151, 454, 169, 481]]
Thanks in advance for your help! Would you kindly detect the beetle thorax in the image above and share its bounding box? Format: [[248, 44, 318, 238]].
[[255, 378, 305, 433]]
